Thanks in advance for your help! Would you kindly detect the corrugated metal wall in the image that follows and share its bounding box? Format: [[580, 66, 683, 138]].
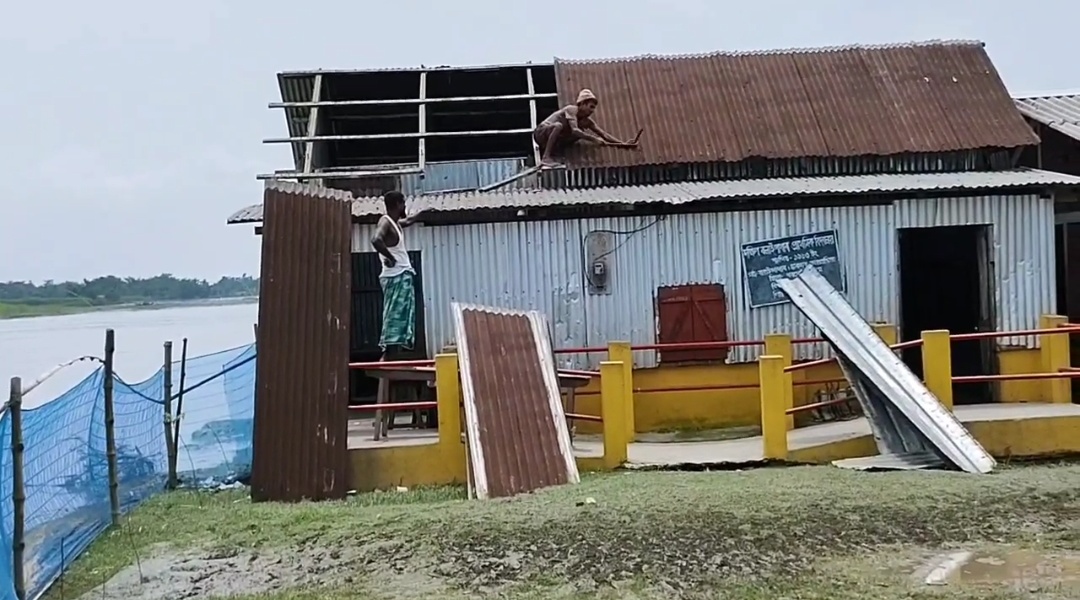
[[254, 183, 352, 502], [353, 194, 1054, 368], [398, 158, 529, 195]]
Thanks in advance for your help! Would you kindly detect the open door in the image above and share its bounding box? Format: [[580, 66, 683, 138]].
[[976, 226, 1000, 402]]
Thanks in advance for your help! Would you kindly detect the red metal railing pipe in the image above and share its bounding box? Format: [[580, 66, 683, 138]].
[[784, 339, 922, 374], [950, 326, 1080, 342], [349, 359, 435, 370], [552, 346, 607, 355], [952, 371, 1080, 384], [348, 401, 438, 411], [565, 412, 603, 423], [785, 397, 852, 415]]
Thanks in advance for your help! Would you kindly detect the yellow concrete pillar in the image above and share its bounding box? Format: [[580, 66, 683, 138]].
[[1039, 314, 1070, 403], [764, 333, 794, 430], [599, 360, 629, 469], [920, 330, 953, 410], [759, 355, 788, 461], [435, 353, 467, 477], [872, 323, 898, 346], [607, 341, 635, 439]]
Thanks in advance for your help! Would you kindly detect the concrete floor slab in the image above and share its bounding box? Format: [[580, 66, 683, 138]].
[[347, 403, 1080, 466]]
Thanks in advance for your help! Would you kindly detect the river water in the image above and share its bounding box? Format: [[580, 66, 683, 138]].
[[0, 300, 258, 408]]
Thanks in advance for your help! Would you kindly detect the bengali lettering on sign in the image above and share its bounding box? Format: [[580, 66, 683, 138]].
[[741, 230, 845, 308]]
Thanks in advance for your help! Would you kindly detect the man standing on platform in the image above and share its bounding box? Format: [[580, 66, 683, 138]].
[[370, 190, 425, 439]]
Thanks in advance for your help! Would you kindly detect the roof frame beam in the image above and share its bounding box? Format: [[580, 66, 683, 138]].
[[269, 92, 557, 109], [302, 74, 323, 177], [526, 68, 541, 166], [265, 129, 533, 144]]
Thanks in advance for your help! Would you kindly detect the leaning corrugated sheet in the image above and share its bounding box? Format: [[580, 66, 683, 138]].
[[777, 267, 995, 474], [251, 180, 352, 502], [553, 40, 1037, 169], [347, 192, 1056, 367], [226, 168, 1080, 223], [453, 304, 579, 499], [1015, 93, 1080, 141]]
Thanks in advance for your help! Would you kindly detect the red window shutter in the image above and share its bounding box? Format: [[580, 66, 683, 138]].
[[656, 284, 730, 364]]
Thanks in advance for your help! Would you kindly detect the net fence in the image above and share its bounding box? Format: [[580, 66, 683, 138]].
[[0, 342, 256, 600]]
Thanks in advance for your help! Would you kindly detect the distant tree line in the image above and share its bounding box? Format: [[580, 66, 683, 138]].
[[0, 274, 259, 305]]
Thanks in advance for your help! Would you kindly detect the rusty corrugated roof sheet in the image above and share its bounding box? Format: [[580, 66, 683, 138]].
[[1015, 92, 1080, 141], [452, 304, 579, 499], [251, 181, 353, 502], [226, 169, 1080, 224], [553, 40, 1038, 169]]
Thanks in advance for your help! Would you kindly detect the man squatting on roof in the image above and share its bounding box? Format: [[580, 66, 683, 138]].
[[532, 88, 638, 167]]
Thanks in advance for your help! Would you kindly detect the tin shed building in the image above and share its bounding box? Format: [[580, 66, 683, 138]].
[[231, 40, 1080, 378]]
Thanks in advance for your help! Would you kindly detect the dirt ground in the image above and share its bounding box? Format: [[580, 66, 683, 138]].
[[54, 463, 1080, 600]]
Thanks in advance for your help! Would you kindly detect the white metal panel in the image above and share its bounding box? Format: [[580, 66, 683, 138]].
[[779, 267, 996, 474], [351, 193, 1054, 367]]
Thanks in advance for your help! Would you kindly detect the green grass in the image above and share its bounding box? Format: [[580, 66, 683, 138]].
[[48, 464, 1080, 599], [0, 300, 93, 319]]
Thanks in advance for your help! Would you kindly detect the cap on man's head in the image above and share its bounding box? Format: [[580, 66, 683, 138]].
[[576, 89, 597, 104]]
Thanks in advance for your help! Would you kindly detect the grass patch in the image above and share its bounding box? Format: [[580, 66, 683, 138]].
[[0, 300, 92, 319], [49, 464, 1080, 599]]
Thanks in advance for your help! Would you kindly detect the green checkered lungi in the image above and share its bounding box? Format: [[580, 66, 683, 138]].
[[379, 271, 416, 350]]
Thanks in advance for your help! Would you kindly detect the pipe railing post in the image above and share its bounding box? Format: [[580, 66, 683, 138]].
[[1040, 314, 1070, 403], [434, 353, 466, 480], [163, 341, 177, 489], [10, 377, 25, 600], [921, 330, 953, 411], [764, 334, 794, 430], [606, 341, 634, 440], [599, 361, 628, 469], [759, 355, 788, 461], [103, 329, 120, 526]]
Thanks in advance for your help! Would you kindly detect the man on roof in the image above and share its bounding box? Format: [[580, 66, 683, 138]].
[[532, 89, 638, 168]]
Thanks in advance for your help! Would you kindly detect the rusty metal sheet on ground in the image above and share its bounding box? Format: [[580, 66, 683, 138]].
[[452, 303, 580, 499]]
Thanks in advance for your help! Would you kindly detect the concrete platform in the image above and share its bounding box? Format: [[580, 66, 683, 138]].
[[348, 403, 1080, 466]]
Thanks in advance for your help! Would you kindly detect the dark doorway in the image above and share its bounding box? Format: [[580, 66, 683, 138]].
[[899, 225, 997, 404]]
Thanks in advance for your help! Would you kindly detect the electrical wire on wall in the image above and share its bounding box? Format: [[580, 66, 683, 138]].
[[580, 215, 667, 289]]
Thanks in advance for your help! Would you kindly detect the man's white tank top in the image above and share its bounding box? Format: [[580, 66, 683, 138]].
[[379, 215, 414, 278]]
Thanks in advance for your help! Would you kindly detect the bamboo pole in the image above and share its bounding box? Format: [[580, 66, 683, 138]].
[[163, 341, 176, 489], [171, 338, 188, 487], [103, 329, 120, 525], [10, 377, 25, 600]]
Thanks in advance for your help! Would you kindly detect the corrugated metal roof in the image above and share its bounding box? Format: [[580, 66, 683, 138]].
[[452, 304, 579, 499], [553, 40, 1037, 169], [227, 169, 1080, 224], [1015, 93, 1080, 141], [777, 267, 996, 474]]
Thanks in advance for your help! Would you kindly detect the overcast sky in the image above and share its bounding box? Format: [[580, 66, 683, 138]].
[[1, 0, 1074, 283]]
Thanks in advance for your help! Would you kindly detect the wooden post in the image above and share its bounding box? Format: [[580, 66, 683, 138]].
[[10, 377, 26, 600], [172, 338, 188, 486], [103, 329, 120, 526], [163, 341, 177, 489]]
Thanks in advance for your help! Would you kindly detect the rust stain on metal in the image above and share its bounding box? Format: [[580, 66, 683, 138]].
[[554, 41, 1038, 169], [454, 304, 579, 499], [251, 180, 353, 502]]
